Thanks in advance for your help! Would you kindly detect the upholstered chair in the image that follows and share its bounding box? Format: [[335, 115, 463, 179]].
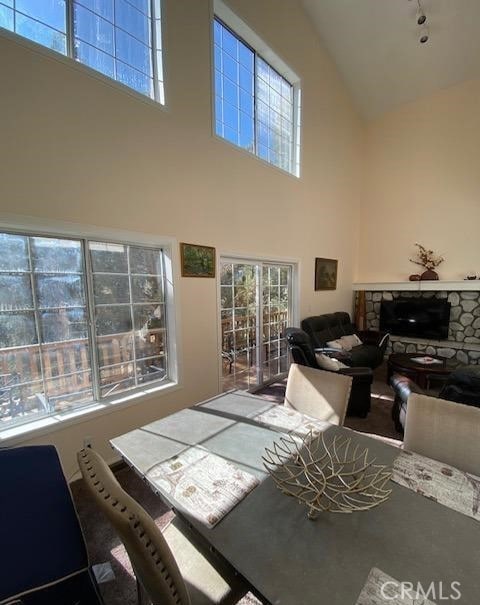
[[284, 363, 352, 426], [77, 448, 249, 605], [403, 394, 480, 475]]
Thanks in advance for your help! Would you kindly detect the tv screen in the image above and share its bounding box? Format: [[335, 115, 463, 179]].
[[380, 298, 451, 340]]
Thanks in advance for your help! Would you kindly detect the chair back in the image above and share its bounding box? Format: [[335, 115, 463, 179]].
[[404, 394, 480, 475], [284, 327, 319, 368], [77, 448, 191, 605], [284, 363, 352, 425]]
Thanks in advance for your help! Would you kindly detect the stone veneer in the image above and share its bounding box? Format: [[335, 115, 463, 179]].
[[362, 290, 480, 365]]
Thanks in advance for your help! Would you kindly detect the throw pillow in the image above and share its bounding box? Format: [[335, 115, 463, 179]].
[[315, 353, 348, 371], [340, 334, 363, 350], [326, 338, 344, 350]]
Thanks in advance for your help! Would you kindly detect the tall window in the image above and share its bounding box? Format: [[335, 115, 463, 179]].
[[220, 259, 294, 391], [213, 17, 299, 175], [0, 0, 164, 103], [0, 231, 171, 430]]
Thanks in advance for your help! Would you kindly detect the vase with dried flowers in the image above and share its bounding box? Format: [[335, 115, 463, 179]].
[[409, 243, 444, 280]]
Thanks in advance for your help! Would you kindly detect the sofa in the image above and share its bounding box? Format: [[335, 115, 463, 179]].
[[301, 312, 389, 370], [284, 327, 373, 417], [390, 365, 480, 432]]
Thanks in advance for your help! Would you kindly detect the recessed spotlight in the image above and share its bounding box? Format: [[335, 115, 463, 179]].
[[420, 33, 429, 43], [417, 14, 426, 25]]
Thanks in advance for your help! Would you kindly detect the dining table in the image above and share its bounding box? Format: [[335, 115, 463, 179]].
[[110, 390, 480, 605]]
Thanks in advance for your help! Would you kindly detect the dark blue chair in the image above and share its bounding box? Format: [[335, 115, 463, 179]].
[[0, 445, 104, 605]]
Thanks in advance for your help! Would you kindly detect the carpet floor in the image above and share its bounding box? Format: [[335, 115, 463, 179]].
[[70, 364, 400, 605]]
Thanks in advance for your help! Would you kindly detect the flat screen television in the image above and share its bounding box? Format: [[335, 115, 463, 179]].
[[380, 298, 451, 340]]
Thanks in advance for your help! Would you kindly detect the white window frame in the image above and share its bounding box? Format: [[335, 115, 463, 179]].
[[0, 215, 180, 443], [212, 0, 302, 177], [0, 0, 166, 107], [216, 252, 300, 391]]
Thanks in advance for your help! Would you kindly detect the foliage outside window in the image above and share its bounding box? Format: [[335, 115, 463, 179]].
[[0, 0, 164, 102], [0, 231, 170, 430]]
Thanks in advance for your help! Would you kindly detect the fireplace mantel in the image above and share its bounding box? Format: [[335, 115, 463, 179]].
[[353, 281, 480, 292]]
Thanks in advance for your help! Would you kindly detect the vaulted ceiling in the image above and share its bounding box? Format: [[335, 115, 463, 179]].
[[302, 0, 480, 119]]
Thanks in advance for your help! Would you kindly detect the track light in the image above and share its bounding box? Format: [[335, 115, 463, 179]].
[[409, 0, 430, 45]]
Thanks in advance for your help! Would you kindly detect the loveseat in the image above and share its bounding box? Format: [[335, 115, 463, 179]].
[[301, 312, 389, 370]]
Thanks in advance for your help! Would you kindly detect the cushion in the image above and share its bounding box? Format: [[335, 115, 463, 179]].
[[340, 334, 362, 350], [315, 353, 348, 371], [326, 338, 344, 350], [327, 334, 362, 352]]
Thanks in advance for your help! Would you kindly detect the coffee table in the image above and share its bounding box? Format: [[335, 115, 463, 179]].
[[387, 352, 457, 389]]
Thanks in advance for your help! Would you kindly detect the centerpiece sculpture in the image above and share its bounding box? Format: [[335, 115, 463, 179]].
[[263, 431, 392, 519]]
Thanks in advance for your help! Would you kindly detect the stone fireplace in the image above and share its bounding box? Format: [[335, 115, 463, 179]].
[[355, 285, 480, 365]]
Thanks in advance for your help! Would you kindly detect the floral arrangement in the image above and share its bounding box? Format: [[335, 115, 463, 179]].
[[409, 243, 444, 271]]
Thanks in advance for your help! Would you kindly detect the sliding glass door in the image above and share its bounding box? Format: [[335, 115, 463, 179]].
[[220, 259, 294, 391]]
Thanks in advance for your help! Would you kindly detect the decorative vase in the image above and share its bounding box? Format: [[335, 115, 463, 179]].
[[420, 269, 439, 280], [409, 274, 421, 281]]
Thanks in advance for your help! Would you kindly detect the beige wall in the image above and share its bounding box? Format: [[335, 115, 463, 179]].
[[0, 0, 363, 475], [358, 78, 480, 282]]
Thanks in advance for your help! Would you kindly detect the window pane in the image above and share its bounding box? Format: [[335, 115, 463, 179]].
[[73, 4, 114, 54], [0, 311, 37, 347], [74, 40, 115, 78], [89, 242, 128, 273], [93, 274, 130, 304], [0, 234, 29, 272], [0, 275, 33, 310], [31, 237, 83, 273], [89, 241, 167, 399], [214, 20, 254, 153], [116, 60, 152, 96], [115, 29, 151, 74], [115, 0, 150, 44], [39, 308, 88, 342], [76, 0, 113, 22], [129, 247, 162, 275], [35, 274, 85, 308], [95, 305, 132, 336], [16, 13, 66, 53], [72, 0, 162, 102], [0, 233, 92, 428], [0, 5, 14, 31], [16, 0, 66, 31]]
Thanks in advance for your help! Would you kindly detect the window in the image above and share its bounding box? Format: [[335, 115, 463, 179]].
[[0, 230, 173, 431], [213, 16, 300, 175], [0, 0, 164, 103], [220, 259, 295, 391]]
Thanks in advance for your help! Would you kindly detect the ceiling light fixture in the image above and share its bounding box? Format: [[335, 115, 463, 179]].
[[408, 0, 430, 44]]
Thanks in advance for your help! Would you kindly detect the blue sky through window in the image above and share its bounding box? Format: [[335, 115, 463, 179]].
[[213, 18, 295, 173], [0, 0, 162, 102]]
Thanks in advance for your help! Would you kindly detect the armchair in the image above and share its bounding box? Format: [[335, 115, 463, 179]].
[[301, 312, 389, 370], [390, 365, 480, 433], [284, 327, 373, 417]]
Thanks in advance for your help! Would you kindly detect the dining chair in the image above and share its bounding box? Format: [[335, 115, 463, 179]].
[[404, 393, 480, 475], [284, 363, 352, 426], [77, 448, 249, 605]]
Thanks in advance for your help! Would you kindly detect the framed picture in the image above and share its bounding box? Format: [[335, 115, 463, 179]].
[[180, 242, 216, 278], [315, 257, 338, 291]]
